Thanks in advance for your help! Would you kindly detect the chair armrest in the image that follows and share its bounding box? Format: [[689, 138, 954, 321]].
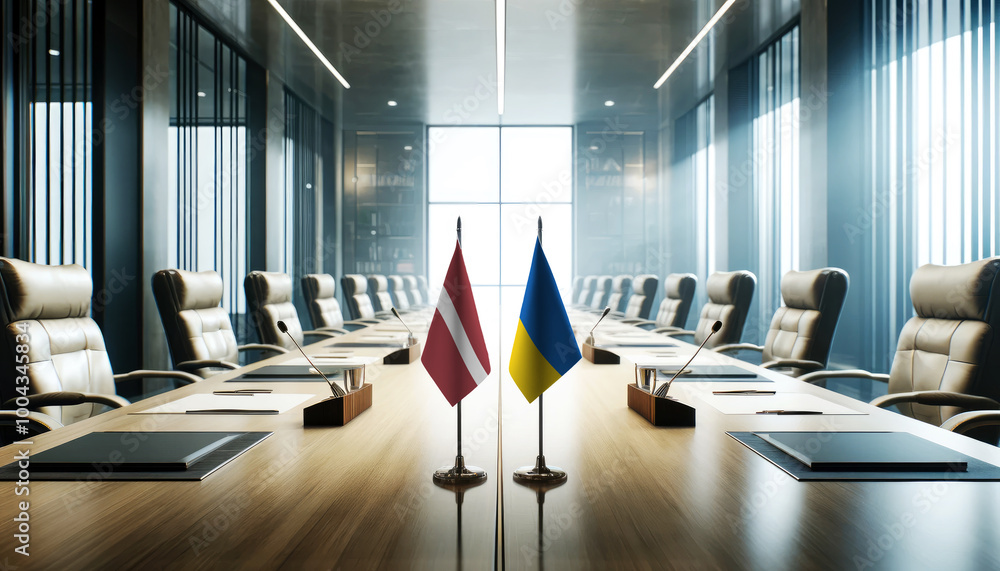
[[662, 329, 696, 338], [713, 343, 764, 354], [760, 359, 826, 373], [608, 311, 625, 318], [114, 369, 202, 385], [238, 343, 289, 355], [345, 319, 380, 326], [175, 359, 241, 373], [0, 410, 63, 433], [620, 318, 653, 326], [941, 411, 1000, 435], [3, 391, 130, 410], [870, 391, 1000, 411], [798, 369, 890, 385]]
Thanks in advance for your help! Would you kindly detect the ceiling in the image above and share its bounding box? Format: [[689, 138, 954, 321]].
[[181, 0, 798, 127]]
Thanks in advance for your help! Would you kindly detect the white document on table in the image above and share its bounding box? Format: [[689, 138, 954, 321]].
[[282, 356, 378, 367], [699, 392, 865, 415], [136, 393, 316, 414]]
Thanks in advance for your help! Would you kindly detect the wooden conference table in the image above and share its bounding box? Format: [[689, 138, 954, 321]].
[[2, 309, 1000, 569]]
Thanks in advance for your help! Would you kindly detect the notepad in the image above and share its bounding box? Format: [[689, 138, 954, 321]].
[[755, 432, 968, 472], [29, 432, 240, 471], [662, 365, 758, 379], [242, 365, 352, 378]]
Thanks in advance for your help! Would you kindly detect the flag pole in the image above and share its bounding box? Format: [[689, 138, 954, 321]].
[[513, 217, 567, 484], [434, 216, 487, 484]]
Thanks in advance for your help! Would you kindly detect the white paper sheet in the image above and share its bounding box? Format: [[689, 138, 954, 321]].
[[282, 356, 378, 367], [137, 393, 316, 414], [698, 392, 865, 415]]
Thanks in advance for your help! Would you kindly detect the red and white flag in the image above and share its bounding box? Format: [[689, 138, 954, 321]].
[[421, 240, 491, 406]]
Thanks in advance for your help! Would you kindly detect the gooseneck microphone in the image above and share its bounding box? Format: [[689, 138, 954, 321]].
[[585, 307, 612, 345], [391, 307, 417, 346], [277, 320, 346, 397], [654, 320, 723, 397]]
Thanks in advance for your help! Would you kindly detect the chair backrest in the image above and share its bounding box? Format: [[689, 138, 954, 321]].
[[888, 258, 1000, 430], [590, 275, 613, 310], [245, 271, 303, 351], [576, 276, 597, 306], [606, 275, 632, 313], [403, 275, 424, 306], [0, 258, 116, 424], [655, 273, 697, 328], [761, 268, 849, 374], [571, 276, 584, 304], [368, 274, 394, 312], [302, 274, 345, 329], [694, 271, 756, 348], [341, 274, 376, 320], [152, 269, 240, 375], [387, 275, 410, 311], [623, 275, 659, 319], [417, 276, 430, 305]]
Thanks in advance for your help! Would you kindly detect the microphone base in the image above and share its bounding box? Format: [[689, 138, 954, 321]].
[[383, 341, 421, 365], [303, 383, 373, 426], [627, 384, 695, 427], [582, 340, 620, 364]]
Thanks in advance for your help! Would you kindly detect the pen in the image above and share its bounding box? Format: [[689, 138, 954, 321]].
[[186, 409, 280, 415], [756, 410, 823, 415], [713, 390, 776, 395]]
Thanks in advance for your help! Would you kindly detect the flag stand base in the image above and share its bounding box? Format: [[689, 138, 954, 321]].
[[513, 455, 567, 484], [433, 455, 487, 484]]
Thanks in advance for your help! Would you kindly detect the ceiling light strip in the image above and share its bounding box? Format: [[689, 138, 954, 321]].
[[267, 0, 351, 89], [653, 0, 738, 89], [496, 0, 506, 115]]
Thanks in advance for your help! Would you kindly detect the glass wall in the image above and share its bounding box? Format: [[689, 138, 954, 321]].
[[167, 2, 250, 339], [427, 126, 573, 357]]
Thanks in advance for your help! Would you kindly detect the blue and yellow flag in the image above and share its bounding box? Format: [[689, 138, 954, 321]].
[[509, 238, 582, 403]]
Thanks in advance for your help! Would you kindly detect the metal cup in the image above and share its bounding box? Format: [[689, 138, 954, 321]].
[[635, 364, 659, 393]]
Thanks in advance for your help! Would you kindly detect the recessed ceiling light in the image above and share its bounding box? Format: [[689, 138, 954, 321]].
[[197, 91, 207, 98], [266, 0, 350, 89], [589, 145, 599, 151], [654, 0, 738, 89], [604, 100, 615, 107], [404, 145, 413, 151], [48, 49, 60, 56], [387, 100, 398, 107]]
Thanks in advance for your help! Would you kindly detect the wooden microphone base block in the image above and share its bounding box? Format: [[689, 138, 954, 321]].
[[303, 383, 373, 426], [582, 340, 620, 364], [627, 384, 695, 427], [383, 342, 421, 365]]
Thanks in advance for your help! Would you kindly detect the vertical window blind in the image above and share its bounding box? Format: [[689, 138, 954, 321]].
[[753, 25, 801, 340], [673, 95, 715, 311], [870, 0, 997, 364], [11, 0, 93, 268], [167, 2, 250, 339]]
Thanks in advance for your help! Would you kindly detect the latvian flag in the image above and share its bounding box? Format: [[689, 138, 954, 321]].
[[421, 240, 492, 406]]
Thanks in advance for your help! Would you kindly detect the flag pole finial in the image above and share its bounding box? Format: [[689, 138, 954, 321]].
[[537, 216, 542, 244], [457, 217, 462, 247]]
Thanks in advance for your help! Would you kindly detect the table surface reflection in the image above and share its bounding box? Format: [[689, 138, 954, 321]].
[[1, 309, 999, 570]]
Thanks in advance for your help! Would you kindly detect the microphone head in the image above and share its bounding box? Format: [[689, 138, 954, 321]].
[[711, 320, 722, 333], [391, 307, 401, 319], [600, 306, 611, 318], [277, 320, 288, 333]]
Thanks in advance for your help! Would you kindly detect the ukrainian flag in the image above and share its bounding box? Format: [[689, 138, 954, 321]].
[[509, 238, 582, 403]]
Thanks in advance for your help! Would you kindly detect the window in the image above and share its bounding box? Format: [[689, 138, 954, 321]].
[[870, 0, 998, 364], [168, 3, 250, 338], [673, 96, 716, 310], [10, 0, 93, 268], [753, 25, 800, 337], [427, 126, 573, 357]]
